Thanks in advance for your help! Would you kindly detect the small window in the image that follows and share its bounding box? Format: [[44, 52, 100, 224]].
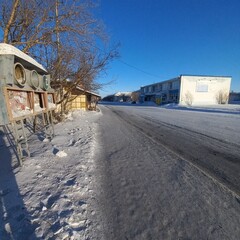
[[196, 83, 208, 92]]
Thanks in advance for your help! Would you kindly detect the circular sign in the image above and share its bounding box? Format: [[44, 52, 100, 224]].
[[30, 70, 40, 89], [14, 63, 26, 87], [42, 75, 49, 90]]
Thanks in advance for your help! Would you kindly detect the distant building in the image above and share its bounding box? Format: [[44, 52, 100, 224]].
[[140, 75, 231, 105], [102, 92, 132, 102], [229, 92, 240, 104], [114, 92, 132, 102]]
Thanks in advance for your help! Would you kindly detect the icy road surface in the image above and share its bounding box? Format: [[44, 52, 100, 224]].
[[96, 104, 240, 240]]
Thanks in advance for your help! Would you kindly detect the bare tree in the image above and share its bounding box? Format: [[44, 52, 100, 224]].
[[216, 89, 229, 104], [56, 46, 118, 105], [0, 0, 119, 114], [131, 91, 140, 102], [184, 91, 193, 106], [1, 0, 104, 51]]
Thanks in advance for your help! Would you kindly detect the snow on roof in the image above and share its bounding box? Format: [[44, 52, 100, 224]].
[[76, 86, 101, 97], [115, 92, 132, 96], [0, 43, 47, 73]]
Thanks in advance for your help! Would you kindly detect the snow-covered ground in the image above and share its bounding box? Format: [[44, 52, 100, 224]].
[[0, 103, 240, 239], [0, 110, 103, 240]]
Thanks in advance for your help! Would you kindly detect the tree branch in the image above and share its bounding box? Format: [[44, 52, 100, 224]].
[[3, 0, 20, 43]]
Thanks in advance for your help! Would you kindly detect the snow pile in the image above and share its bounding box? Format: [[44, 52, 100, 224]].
[[0, 110, 103, 240], [34, 105, 45, 112]]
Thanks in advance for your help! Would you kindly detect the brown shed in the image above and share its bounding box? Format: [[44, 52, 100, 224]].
[[67, 86, 101, 111]]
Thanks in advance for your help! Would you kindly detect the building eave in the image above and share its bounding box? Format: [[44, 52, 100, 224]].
[[141, 77, 180, 88], [75, 86, 101, 98], [180, 74, 232, 78]]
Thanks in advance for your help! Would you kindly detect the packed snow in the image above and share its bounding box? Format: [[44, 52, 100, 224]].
[[96, 103, 240, 239], [0, 110, 103, 240]]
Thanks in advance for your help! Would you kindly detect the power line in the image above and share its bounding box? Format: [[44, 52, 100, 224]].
[[117, 59, 161, 79], [86, 42, 162, 79]]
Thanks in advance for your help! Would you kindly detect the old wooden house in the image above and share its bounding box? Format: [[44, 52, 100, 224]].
[[66, 86, 101, 111]]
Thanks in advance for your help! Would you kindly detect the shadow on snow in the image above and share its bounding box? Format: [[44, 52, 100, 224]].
[[0, 126, 37, 240]]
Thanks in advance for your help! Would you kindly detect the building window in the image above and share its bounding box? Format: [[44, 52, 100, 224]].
[[162, 93, 167, 102], [196, 82, 208, 92], [163, 83, 168, 90], [169, 93, 179, 102], [172, 81, 180, 89]]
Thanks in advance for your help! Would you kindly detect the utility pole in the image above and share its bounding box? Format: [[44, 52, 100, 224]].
[[55, 0, 63, 114], [55, 0, 60, 58]]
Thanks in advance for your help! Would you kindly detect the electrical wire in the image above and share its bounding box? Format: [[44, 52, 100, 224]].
[[117, 59, 161, 79], [89, 42, 161, 79]]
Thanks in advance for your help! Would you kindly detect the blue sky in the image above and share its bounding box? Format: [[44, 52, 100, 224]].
[[97, 0, 240, 97]]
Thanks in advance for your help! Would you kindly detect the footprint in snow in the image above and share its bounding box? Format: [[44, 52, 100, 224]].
[[58, 209, 74, 218], [65, 177, 77, 186], [53, 147, 68, 157], [41, 193, 61, 209], [67, 139, 76, 147], [52, 147, 59, 155]]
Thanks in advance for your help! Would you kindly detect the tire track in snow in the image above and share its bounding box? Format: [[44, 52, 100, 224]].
[[108, 106, 240, 198]]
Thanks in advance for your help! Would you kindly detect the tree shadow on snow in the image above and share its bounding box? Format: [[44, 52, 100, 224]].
[[0, 127, 38, 240]]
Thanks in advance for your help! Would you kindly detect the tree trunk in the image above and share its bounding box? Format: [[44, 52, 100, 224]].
[[3, 0, 20, 43]]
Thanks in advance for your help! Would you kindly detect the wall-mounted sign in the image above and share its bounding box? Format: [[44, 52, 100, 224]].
[[7, 89, 33, 119]]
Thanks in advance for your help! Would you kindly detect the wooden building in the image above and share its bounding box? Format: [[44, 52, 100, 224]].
[[66, 86, 101, 111]]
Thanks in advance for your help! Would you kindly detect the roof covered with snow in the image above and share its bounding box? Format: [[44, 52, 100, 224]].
[[76, 86, 101, 97], [115, 92, 132, 96], [0, 43, 47, 73]]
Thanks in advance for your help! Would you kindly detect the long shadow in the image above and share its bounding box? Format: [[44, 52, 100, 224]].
[[0, 127, 37, 240]]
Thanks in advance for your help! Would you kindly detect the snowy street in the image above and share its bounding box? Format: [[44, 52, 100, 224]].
[[95, 104, 240, 239]]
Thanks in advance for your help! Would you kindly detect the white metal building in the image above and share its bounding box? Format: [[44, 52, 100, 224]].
[[140, 75, 231, 106]]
